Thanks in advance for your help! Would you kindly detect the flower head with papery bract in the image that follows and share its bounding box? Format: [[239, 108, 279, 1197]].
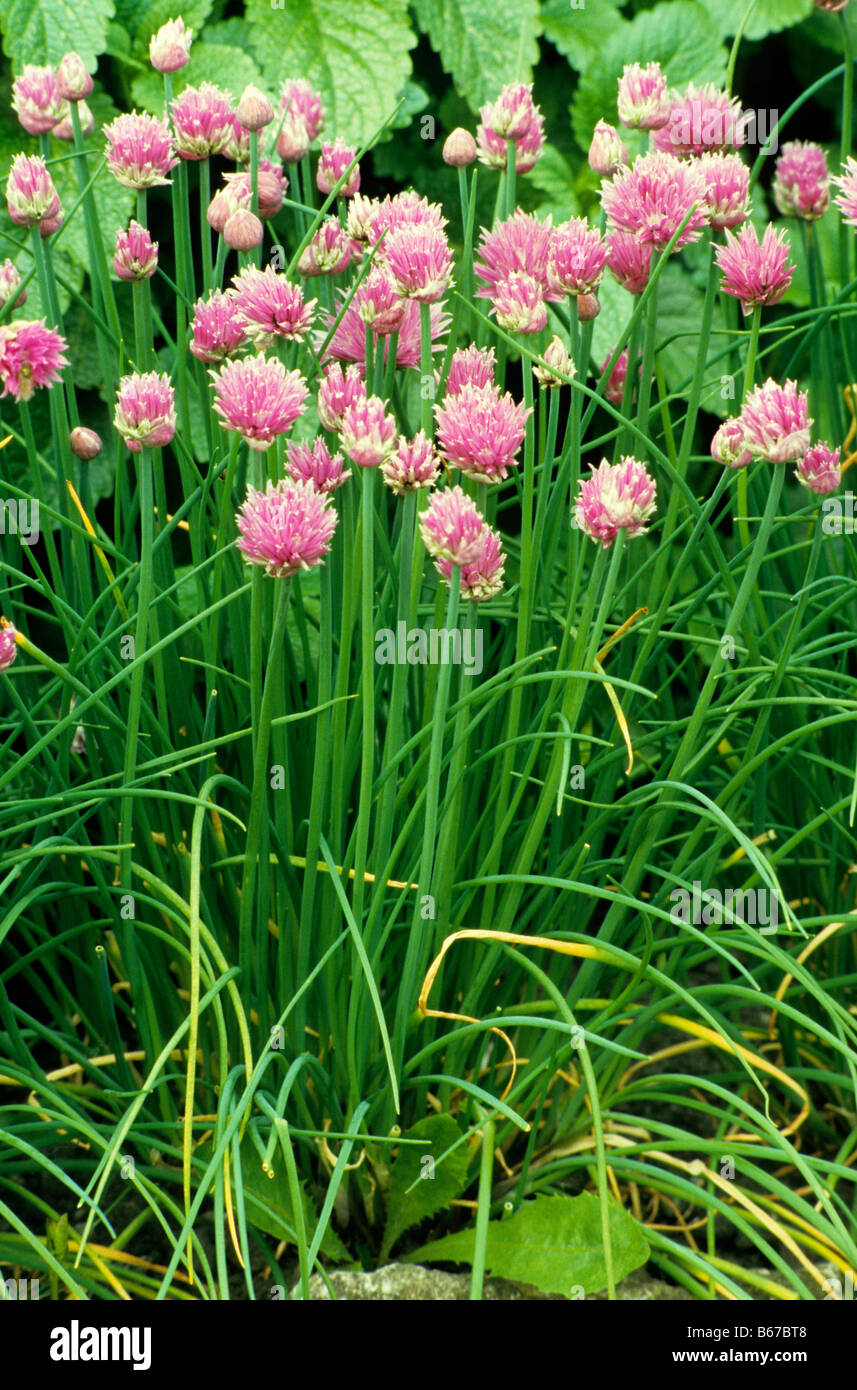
[[104, 111, 177, 189], [547, 218, 608, 296], [231, 265, 316, 347], [6, 155, 62, 229], [317, 139, 360, 196], [601, 151, 707, 251], [382, 431, 440, 496], [445, 344, 496, 396], [114, 371, 175, 452], [114, 221, 158, 281], [12, 65, 64, 134], [617, 62, 671, 131], [710, 418, 753, 469], [322, 295, 448, 373], [297, 217, 354, 276], [286, 437, 351, 493], [236, 478, 337, 577], [490, 272, 547, 334], [652, 83, 746, 158], [773, 141, 830, 221], [480, 83, 537, 141], [575, 457, 657, 546], [317, 362, 366, 432], [474, 209, 558, 301], [420, 485, 487, 565], [211, 356, 308, 451], [354, 268, 406, 335], [0, 619, 17, 673], [190, 290, 246, 362], [366, 191, 446, 252], [171, 83, 233, 159], [698, 152, 750, 230], [833, 156, 857, 228], [589, 120, 628, 177], [605, 231, 651, 294], [279, 80, 325, 145], [715, 223, 794, 314], [740, 379, 811, 463], [339, 395, 397, 468], [150, 17, 192, 72], [477, 85, 544, 173], [435, 524, 505, 600], [56, 52, 92, 102], [434, 382, 530, 484], [796, 442, 840, 494], [383, 224, 453, 304], [0, 320, 68, 401]]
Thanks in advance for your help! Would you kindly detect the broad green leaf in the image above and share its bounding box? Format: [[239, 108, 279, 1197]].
[[380, 1114, 471, 1261], [234, 1135, 350, 1262], [407, 1192, 649, 1297], [117, 0, 214, 45], [246, 0, 416, 148], [0, 0, 115, 70], [709, 0, 813, 41], [571, 1, 727, 151], [541, 0, 625, 73], [131, 42, 264, 114], [412, 0, 541, 112]]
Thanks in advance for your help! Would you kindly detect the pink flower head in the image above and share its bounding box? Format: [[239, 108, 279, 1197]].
[[171, 83, 233, 159], [12, 65, 64, 134], [278, 79, 325, 157], [445, 344, 496, 397], [317, 139, 360, 197], [0, 619, 17, 673], [420, 485, 487, 565], [56, 52, 93, 103], [274, 112, 311, 164], [652, 83, 746, 159], [366, 191, 446, 251], [435, 524, 505, 600], [474, 209, 558, 302], [617, 63, 671, 131], [339, 395, 397, 467], [698, 152, 750, 230], [600, 348, 629, 406], [740, 379, 811, 463], [575, 457, 657, 546], [710, 418, 753, 469], [605, 231, 651, 294], [236, 85, 274, 133], [104, 111, 177, 190], [0, 260, 25, 311], [589, 120, 628, 177], [434, 382, 530, 484], [6, 155, 62, 229], [795, 442, 840, 494], [490, 272, 547, 334], [297, 217, 354, 276], [223, 164, 287, 220], [534, 335, 575, 390], [382, 431, 440, 495], [210, 356, 308, 450], [190, 290, 246, 362], [715, 223, 794, 314], [317, 361, 367, 432], [477, 85, 544, 174], [773, 141, 830, 221], [548, 218, 608, 296], [601, 151, 708, 251], [236, 478, 337, 577], [286, 436, 351, 493], [346, 193, 380, 244], [207, 183, 246, 232], [0, 320, 68, 401], [383, 224, 453, 304], [114, 371, 175, 452], [113, 221, 158, 281], [832, 156, 857, 228], [323, 295, 448, 373], [354, 267, 406, 335], [149, 17, 193, 73], [231, 265, 316, 347]]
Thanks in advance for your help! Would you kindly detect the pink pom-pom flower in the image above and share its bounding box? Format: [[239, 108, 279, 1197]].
[[104, 111, 177, 190], [297, 218, 354, 276], [698, 152, 750, 231], [286, 437, 351, 493], [575, 457, 657, 546], [833, 156, 857, 229], [795, 442, 840, 494], [547, 218, 608, 296], [605, 231, 651, 295], [149, 17, 193, 73], [114, 371, 176, 452], [317, 363, 367, 433], [211, 356, 308, 451], [476, 84, 544, 174], [171, 83, 234, 160], [602, 151, 708, 251], [113, 221, 158, 281], [231, 265, 316, 347], [773, 141, 830, 221], [339, 395, 397, 468], [317, 139, 360, 197], [739, 379, 811, 463], [276, 79, 325, 164], [474, 209, 558, 303], [383, 224, 453, 304], [435, 524, 506, 600], [235, 478, 337, 577], [715, 223, 794, 314], [0, 260, 25, 311], [190, 290, 247, 363], [382, 431, 440, 496], [420, 485, 487, 565], [616, 62, 671, 131], [434, 382, 530, 484], [0, 319, 68, 402], [444, 344, 496, 397], [322, 296, 448, 373], [12, 65, 65, 134], [652, 83, 746, 159], [490, 272, 548, 334], [710, 418, 753, 469], [6, 155, 62, 230]]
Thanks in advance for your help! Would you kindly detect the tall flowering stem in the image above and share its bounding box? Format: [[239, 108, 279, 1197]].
[[350, 466, 376, 938], [69, 100, 120, 390], [736, 304, 762, 554]]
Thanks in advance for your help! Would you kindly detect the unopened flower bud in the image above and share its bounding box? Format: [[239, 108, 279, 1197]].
[[534, 335, 576, 390], [236, 85, 274, 132], [443, 127, 478, 167], [56, 52, 92, 102], [223, 207, 263, 251], [577, 292, 600, 322], [70, 426, 103, 460]]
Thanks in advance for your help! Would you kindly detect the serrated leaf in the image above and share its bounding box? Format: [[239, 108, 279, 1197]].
[[571, 1, 727, 151], [407, 1192, 649, 1297], [118, 0, 213, 45], [412, 0, 541, 112], [233, 1135, 350, 1263], [541, 0, 625, 73], [0, 0, 115, 70], [131, 41, 264, 114], [380, 1114, 471, 1261], [710, 0, 813, 41], [246, 0, 416, 148]]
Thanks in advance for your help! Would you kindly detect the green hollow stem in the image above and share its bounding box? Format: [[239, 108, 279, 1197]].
[[504, 138, 516, 221], [635, 249, 661, 444], [68, 101, 120, 394], [736, 304, 761, 555], [350, 465, 377, 934], [419, 302, 434, 437], [199, 158, 214, 292], [470, 1111, 496, 1301]]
